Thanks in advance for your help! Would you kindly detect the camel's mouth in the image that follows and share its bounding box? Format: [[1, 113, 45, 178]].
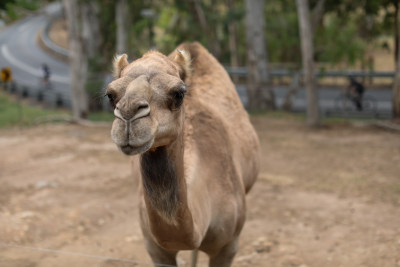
[[118, 138, 154, 156], [120, 144, 135, 155], [111, 112, 156, 156]]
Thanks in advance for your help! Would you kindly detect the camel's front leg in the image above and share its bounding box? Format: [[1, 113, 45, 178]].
[[208, 237, 239, 267], [144, 237, 177, 267]]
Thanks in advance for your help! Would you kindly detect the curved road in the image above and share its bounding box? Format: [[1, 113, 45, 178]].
[[0, 3, 70, 106]]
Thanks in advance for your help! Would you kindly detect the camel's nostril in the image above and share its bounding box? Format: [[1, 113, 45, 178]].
[[135, 101, 150, 114], [137, 103, 149, 111], [114, 108, 125, 121], [131, 101, 150, 121]]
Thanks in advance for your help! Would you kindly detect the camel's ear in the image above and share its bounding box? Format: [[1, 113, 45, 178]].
[[173, 49, 191, 81], [112, 54, 129, 78]]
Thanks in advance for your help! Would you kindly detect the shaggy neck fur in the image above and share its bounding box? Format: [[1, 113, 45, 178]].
[[140, 139, 184, 223]]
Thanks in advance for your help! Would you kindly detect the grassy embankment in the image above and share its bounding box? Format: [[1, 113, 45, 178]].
[[0, 91, 114, 127]]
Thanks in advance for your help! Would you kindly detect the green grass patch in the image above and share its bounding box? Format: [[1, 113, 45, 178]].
[[322, 116, 377, 124], [0, 91, 116, 127], [88, 111, 114, 122], [0, 91, 67, 127]]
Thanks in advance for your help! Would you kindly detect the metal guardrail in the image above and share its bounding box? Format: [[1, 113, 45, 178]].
[[224, 67, 395, 78], [3, 81, 66, 108], [3, 80, 112, 112]]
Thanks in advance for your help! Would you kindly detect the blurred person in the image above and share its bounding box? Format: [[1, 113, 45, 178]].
[[346, 76, 365, 111], [42, 63, 51, 84]]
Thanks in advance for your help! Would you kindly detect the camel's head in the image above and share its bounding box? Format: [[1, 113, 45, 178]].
[[106, 50, 191, 155]]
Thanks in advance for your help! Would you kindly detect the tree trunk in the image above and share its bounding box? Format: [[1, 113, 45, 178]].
[[81, 2, 100, 58], [116, 0, 128, 54], [63, 0, 89, 120], [282, 71, 300, 111], [227, 0, 239, 84], [395, 1, 399, 63], [393, 1, 400, 119], [296, 0, 319, 127], [245, 0, 276, 110]]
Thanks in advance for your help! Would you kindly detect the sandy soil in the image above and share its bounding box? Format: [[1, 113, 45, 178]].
[[0, 117, 400, 267]]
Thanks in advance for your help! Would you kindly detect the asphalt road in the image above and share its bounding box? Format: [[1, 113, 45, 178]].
[[0, 4, 71, 106], [0, 3, 393, 118]]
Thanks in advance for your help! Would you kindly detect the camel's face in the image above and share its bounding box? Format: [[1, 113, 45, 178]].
[[106, 52, 187, 155]]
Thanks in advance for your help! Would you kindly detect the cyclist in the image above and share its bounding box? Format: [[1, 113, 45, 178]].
[[346, 76, 365, 111], [41, 63, 52, 91], [42, 63, 51, 84]]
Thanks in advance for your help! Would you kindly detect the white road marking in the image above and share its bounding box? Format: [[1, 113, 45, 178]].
[[1, 44, 69, 84]]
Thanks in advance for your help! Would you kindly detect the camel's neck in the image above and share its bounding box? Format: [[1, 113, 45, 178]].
[[140, 137, 186, 223]]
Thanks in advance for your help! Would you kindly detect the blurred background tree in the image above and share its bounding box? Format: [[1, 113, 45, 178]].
[[297, 0, 319, 127]]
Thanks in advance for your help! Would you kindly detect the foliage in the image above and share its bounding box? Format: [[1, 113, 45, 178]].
[[96, 0, 117, 63], [0, 0, 15, 11], [88, 0, 149, 65], [0, 0, 40, 21], [153, 0, 214, 58], [265, 0, 301, 64], [314, 14, 366, 65], [154, 5, 193, 54], [265, 0, 388, 67]]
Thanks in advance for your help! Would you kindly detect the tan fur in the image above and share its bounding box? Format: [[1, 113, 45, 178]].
[[106, 42, 260, 267]]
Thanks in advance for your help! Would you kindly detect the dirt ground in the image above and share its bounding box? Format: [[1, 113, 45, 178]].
[[0, 117, 400, 267]]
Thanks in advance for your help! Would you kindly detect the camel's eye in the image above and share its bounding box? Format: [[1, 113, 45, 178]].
[[170, 85, 186, 110], [175, 90, 184, 101], [106, 93, 116, 108]]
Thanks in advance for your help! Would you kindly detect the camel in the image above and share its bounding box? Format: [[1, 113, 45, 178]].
[[106, 42, 260, 267]]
